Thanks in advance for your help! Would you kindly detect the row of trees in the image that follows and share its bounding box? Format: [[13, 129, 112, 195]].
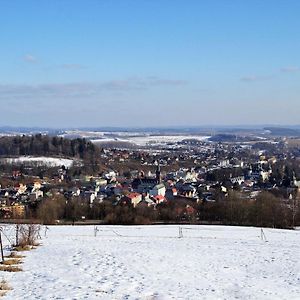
[[0, 135, 102, 175], [34, 191, 300, 229], [199, 192, 299, 228], [0, 134, 99, 160]]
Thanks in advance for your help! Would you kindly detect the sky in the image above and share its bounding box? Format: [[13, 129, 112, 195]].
[[1, 0, 300, 128]]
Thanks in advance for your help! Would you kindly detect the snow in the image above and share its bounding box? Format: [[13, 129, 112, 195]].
[[92, 135, 210, 146], [1, 156, 74, 168], [1, 225, 300, 300], [124, 135, 210, 146], [59, 130, 211, 147]]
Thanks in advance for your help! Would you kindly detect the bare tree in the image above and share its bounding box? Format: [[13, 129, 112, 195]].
[[17, 224, 41, 247]]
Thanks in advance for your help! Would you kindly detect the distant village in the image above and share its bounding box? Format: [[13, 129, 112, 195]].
[[0, 134, 299, 228]]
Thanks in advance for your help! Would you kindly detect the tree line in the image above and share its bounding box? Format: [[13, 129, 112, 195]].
[[0, 134, 99, 160], [32, 191, 300, 229]]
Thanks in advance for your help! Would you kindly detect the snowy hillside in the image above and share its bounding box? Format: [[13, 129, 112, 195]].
[[1, 225, 300, 300], [1, 156, 75, 168]]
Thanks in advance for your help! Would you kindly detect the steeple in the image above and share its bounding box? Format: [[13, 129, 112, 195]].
[[156, 163, 161, 184]]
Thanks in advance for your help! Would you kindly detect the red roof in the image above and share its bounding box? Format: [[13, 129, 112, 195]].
[[127, 192, 141, 199], [154, 195, 165, 201]]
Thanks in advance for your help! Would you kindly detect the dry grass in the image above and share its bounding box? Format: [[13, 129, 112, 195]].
[[0, 279, 12, 296], [13, 245, 32, 252], [0, 265, 22, 272], [5, 252, 24, 259], [0, 280, 11, 290], [13, 242, 40, 253], [0, 291, 7, 297], [2, 259, 23, 266]]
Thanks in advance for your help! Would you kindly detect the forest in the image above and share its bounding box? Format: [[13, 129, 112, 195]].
[[0, 134, 99, 159]]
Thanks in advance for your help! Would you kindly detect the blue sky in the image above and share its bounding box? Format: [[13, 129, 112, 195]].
[[1, 0, 300, 128]]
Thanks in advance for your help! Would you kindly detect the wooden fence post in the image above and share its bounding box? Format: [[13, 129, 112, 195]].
[[0, 231, 4, 263]]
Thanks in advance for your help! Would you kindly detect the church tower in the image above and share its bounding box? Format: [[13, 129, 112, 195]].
[[156, 163, 161, 184]]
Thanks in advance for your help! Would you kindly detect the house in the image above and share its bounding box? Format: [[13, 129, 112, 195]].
[[17, 184, 27, 196], [165, 187, 178, 200], [95, 178, 108, 186], [177, 184, 197, 198], [230, 176, 245, 185], [132, 165, 162, 193], [31, 190, 44, 200], [149, 183, 166, 197], [32, 181, 42, 192], [1, 204, 26, 218], [103, 170, 117, 181], [152, 195, 165, 204], [124, 192, 142, 207], [113, 184, 124, 195], [219, 160, 230, 168], [176, 169, 197, 181]]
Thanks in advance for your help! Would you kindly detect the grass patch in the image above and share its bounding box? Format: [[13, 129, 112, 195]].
[[13, 242, 41, 252], [0, 279, 11, 296], [0, 280, 11, 290], [13, 245, 33, 252], [2, 259, 23, 265], [0, 265, 22, 272], [5, 252, 24, 259]]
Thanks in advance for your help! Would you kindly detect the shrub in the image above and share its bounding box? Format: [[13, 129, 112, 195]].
[[16, 224, 41, 248]]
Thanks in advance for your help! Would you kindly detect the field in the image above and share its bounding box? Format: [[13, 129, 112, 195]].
[[0, 156, 75, 168], [1, 225, 300, 300], [91, 135, 210, 146], [60, 130, 210, 147]]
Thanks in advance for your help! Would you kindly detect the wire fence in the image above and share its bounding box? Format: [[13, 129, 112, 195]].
[[87, 225, 277, 242], [0, 224, 292, 248]]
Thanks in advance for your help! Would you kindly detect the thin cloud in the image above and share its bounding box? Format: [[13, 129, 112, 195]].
[[241, 76, 259, 82], [60, 64, 86, 70], [23, 54, 37, 63], [280, 66, 300, 73], [145, 76, 187, 86], [0, 77, 188, 100], [241, 75, 273, 82]]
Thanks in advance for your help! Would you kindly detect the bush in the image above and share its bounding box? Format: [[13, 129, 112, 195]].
[[16, 224, 41, 248]]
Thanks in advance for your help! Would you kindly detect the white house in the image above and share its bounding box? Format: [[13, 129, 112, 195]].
[[149, 183, 166, 197]]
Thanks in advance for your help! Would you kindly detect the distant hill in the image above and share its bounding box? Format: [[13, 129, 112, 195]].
[[264, 127, 300, 137], [208, 134, 260, 142]]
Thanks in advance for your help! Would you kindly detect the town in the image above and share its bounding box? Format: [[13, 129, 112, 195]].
[[2, 1, 300, 298], [0, 131, 299, 228]]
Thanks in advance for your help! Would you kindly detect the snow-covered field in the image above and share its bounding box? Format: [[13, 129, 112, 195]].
[[60, 130, 210, 146], [1, 225, 300, 300], [0, 156, 74, 168], [92, 135, 210, 146]]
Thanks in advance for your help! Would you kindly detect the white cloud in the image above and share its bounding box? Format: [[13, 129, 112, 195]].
[[23, 54, 37, 63]]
